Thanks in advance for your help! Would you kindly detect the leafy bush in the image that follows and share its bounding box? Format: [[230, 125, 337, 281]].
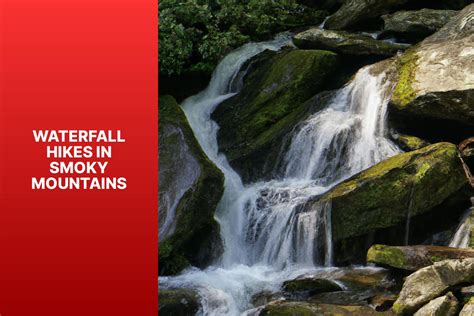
[[159, 0, 326, 76]]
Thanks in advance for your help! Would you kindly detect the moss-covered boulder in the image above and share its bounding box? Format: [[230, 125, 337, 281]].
[[293, 28, 409, 56], [282, 278, 342, 299], [159, 95, 224, 275], [367, 245, 474, 271], [213, 49, 340, 182], [380, 9, 458, 43], [393, 258, 474, 315], [316, 142, 470, 263], [159, 289, 200, 316], [259, 301, 395, 315], [388, 5, 474, 142]]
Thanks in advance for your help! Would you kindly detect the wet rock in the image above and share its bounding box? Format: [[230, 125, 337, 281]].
[[324, 0, 408, 30], [414, 292, 458, 316], [388, 5, 474, 141], [335, 268, 396, 291], [367, 245, 474, 271], [282, 278, 342, 298], [159, 289, 200, 316], [423, 4, 474, 45], [293, 28, 409, 56], [318, 142, 469, 263], [393, 258, 474, 314], [381, 9, 458, 43], [460, 296, 474, 315], [159, 95, 224, 275], [251, 291, 283, 307], [458, 285, 474, 305], [460, 138, 474, 180], [259, 301, 395, 315], [391, 134, 430, 151], [213, 49, 340, 183], [308, 290, 374, 306]]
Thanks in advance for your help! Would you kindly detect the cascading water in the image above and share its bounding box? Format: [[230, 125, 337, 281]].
[[450, 208, 474, 248], [160, 35, 401, 315]]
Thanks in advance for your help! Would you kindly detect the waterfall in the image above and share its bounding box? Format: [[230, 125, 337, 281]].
[[450, 208, 474, 248], [161, 35, 401, 315]]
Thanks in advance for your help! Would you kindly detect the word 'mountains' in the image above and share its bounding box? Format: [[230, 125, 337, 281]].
[[32, 129, 127, 190]]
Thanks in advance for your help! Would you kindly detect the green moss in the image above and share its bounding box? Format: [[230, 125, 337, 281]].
[[213, 49, 340, 180], [367, 245, 408, 269], [392, 48, 419, 108], [322, 142, 467, 242]]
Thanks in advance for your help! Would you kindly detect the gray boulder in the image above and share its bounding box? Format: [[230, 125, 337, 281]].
[[293, 28, 409, 56], [381, 9, 458, 42], [393, 258, 474, 314], [413, 292, 458, 316], [460, 297, 474, 316], [324, 0, 408, 30]]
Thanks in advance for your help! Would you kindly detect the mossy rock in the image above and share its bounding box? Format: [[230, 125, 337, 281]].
[[159, 95, 224, 275], [388, 6, 474, 142], [314, 142, 470, 263], [324, 0, 408, 31], [159, 289, 200, 316], [213, 49, 340, 182], [380, 9, 458, 43], [259, 301, 395, 315], [367, 245, 474, 271], [282, 278, 342, 298]]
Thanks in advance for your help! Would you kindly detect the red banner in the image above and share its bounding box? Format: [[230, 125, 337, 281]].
[[0, 0, 158, 315]]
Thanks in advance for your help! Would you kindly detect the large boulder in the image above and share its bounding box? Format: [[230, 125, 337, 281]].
[[293, 28, 409, 56], [413, 292, 458, 316], [259, 301, 395, 315], [324, 0, 409, 30], [380, 9, 458, 43], [159, 289, 200, 316], [460, 297, 474, 316], [390, 133, 430, 151], [367, 245, 474, 271], [388, 5, 474, 142], [159, 95, 224, 275], [316, 142, 470, 264], [393, 258, 474, 314], [213, 49, 340, 183], [324, 0, 471, 31]]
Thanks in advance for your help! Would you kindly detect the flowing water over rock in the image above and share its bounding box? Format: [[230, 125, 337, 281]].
[[450, 208, 474, 248], [160, 35, 401, 315]]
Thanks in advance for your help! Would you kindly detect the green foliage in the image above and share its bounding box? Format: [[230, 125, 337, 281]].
[[159, 0, 326, 76]]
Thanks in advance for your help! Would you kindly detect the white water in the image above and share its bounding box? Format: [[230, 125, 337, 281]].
[[160, 35, 400, 315], [450, 208, 474, 248]]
